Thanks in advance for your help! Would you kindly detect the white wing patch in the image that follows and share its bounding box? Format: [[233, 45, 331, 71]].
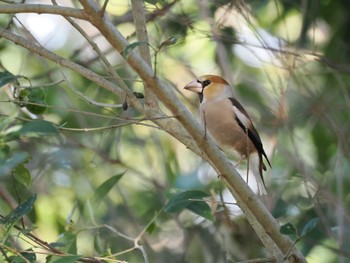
[[233, 106, 251, 128]]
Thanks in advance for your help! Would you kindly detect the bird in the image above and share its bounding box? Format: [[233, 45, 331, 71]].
[[184, 75, 271, 195]]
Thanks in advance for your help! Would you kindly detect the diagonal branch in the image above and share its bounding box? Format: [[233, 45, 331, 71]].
[[131, 0, 159, 112], [0, 4, 87, 20]]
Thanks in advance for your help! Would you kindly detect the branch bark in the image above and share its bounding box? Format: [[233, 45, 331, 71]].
[[0, 4, 87, 20], [130, 0, 159, 112]]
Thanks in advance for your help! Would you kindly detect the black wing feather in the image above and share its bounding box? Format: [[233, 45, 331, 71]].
[[229, 98, 271, 168]]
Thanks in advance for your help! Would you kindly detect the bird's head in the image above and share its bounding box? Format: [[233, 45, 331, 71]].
[[184, 75, 234, 102]]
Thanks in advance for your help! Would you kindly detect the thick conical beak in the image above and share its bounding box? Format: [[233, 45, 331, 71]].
[[184, 80, 203, 93]]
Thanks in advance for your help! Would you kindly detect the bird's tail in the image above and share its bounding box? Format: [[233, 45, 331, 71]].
[[249, 152, 267, 195]]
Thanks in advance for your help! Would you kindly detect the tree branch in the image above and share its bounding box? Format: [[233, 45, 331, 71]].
[[0, 4, 87, 20], [131, 0, 151, 66], [131, 0, 159, 113]]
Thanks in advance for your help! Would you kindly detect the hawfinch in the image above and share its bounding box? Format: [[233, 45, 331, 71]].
[[184, 75, 271, 194]]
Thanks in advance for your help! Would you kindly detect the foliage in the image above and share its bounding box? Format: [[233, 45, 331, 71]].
[[0, 0, 349, 262]]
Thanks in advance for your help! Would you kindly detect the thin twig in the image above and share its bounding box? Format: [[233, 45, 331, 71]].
[[131, 0, 158, 113]]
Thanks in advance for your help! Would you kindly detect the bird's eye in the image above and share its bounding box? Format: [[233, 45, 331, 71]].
[[202, 79, 212, 87]]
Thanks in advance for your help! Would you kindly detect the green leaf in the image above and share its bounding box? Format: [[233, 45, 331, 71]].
[[25, 88, 47, 115], [0, 70, 18, 88], [51, 255, 81, 263], [0, 194, 37, 224], [93, 235, 104, 255], [187, 201, 212, 220], [144, 0, 159, 5], [159, 37, 177, 49], [84, 199, 97, 225], [301, 217, 319, 237], [146, 221, 156, 235], [280, 222, 297, 236], [11, 249, 36, 263], [0, 144, 10, 160], [121, 42, 148, 58], [12, 164, 32, 188], [0, 152, 29, 177], [92, 173, 125, 206], [54, 231, 78, 254], [28, 87, 46, 100], [165, 190, 212, 220], [133, 91, 144, 98], [19, 120, 58, 135], [26, 98, 47, 115]]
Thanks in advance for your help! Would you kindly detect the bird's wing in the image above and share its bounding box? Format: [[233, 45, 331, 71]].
[[229, 97, 271, 168]]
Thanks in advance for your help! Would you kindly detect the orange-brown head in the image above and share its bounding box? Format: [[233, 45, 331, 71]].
[[184, 75, 234, 102]]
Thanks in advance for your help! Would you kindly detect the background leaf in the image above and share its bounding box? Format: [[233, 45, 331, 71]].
[[92, 172, 125, 207], [19, 120, 58, 135], [280, 223, 297, 236], [121, 41, 148, 58], [0, 194, 37, 224], [165, 190, 212, 220], [301, 217, 319, 237], [51, 255, 81, 263], [9, 249, 36, 263], [12, 164, 32, 188], [0, 70, 18, 88], [0, 152, 29, 177]]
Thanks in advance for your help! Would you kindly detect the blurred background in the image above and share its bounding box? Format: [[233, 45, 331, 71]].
[[0, 0, 350, 262]]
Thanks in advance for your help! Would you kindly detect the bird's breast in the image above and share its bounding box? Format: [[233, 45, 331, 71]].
[[200, 99, 256, 156]]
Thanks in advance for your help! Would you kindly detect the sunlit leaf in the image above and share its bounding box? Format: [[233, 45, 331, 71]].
[[165, 190, 212, 220], [19, 120, 58, 135], [301, 217, 319, 237], [12, 164, 32, 188], [0, 194, 36, 224], [280, 222, 297, 236], [92, 172, 125, 206]]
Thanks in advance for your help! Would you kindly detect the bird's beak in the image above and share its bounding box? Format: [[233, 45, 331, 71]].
[[184, 80, 202, 93]]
